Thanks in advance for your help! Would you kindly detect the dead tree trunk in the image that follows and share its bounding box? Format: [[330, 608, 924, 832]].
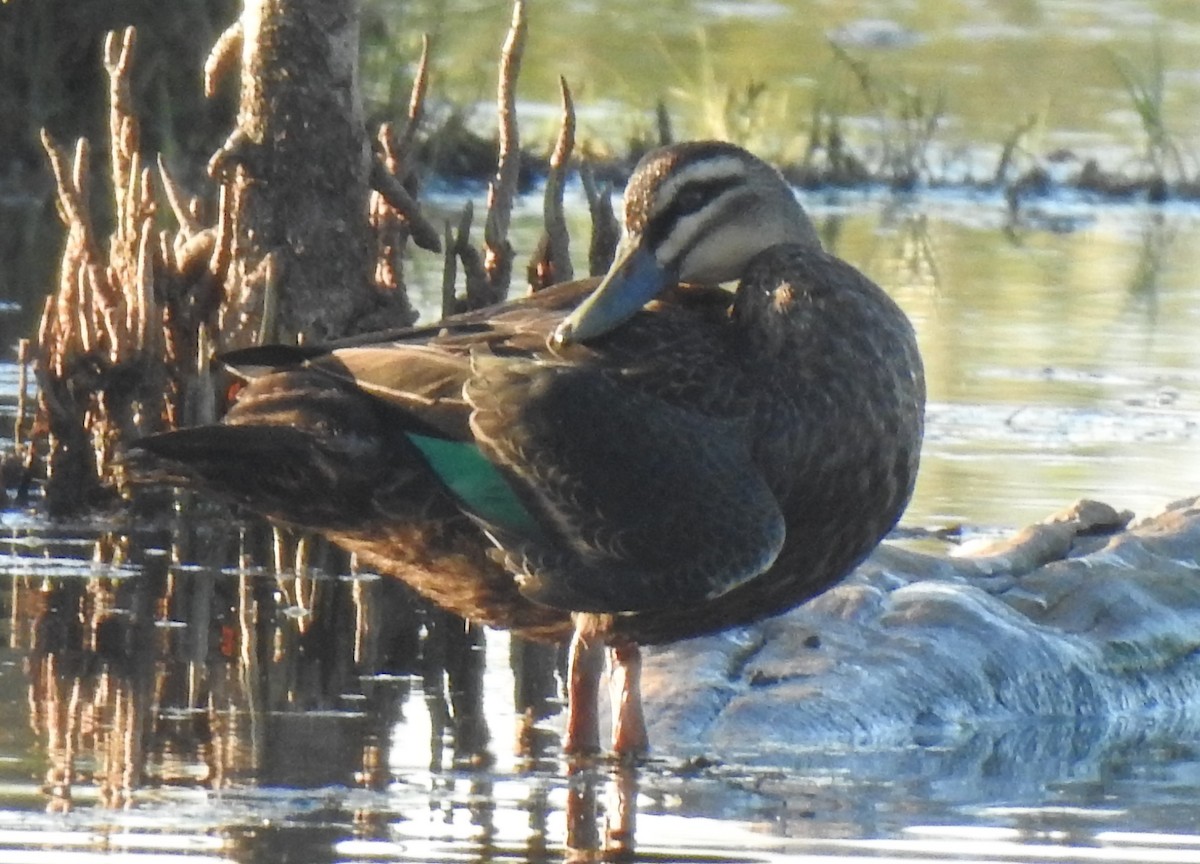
[[213, 0, 374, 346]]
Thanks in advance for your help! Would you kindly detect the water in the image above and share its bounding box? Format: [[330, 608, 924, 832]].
[[3, 204, 1199, 862], [0, 544, 1199, 863], [366, 0, 1200, 172], [6, 0, 1200, 861]]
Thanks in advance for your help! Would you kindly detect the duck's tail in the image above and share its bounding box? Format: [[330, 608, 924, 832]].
[[127, 369, 404, 529]]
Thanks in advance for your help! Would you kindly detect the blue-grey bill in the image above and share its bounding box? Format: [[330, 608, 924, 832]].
[[553, 237, 667, 345]]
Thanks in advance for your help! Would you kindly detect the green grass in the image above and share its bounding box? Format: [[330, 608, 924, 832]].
[[1110, 37, 1188, 180]]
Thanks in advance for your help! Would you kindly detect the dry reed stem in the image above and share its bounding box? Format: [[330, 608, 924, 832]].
[[483, 0, 526, 303]]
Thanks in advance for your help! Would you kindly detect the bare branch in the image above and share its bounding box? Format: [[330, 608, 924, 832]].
[[157, 154, 203, 237], [483, 0, 526, 301], [368, 156, 442, 252], [581, 163, 619, 276], [530, 76, 576, 291], [205, 20, 244, 99]]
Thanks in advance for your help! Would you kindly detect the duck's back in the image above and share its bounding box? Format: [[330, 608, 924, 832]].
[[611, 244, 925, 644]]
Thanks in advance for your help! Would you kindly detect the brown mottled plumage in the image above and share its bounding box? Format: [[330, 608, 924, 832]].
[[133, 141, 925, 754]]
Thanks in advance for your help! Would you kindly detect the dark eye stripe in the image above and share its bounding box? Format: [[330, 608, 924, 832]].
[[645, 176, 743, 249]]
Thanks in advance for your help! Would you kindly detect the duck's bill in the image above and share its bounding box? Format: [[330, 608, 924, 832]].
[[552, 235, 667, 345]]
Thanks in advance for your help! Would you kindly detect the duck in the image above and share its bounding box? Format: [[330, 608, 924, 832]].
[[132, 140, 926, 756]]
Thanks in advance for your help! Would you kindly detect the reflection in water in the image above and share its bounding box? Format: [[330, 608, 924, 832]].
[[869, 206, 943, 296], [14, 514, 505, 804], [8, 511, 1200, 862], [6, 510, 660, 860]]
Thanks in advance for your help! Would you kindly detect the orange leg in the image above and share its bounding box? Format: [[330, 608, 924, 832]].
[[608, 641, 648, 757], [564, 629, 604, 754]]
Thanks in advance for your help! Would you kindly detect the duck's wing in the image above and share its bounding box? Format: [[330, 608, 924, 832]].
[[210, 280, 781, 611], [219, 279, 605, 441], [464, 352, 786, 614]]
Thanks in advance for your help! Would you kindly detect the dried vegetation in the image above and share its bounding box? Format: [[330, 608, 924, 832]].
[[11, 1, 616, 516]]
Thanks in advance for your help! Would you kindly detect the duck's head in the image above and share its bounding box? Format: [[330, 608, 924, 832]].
[[554, 141, 820, 345]]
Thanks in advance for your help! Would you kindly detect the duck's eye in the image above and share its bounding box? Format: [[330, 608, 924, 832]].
[[672, 186, 708, 215]]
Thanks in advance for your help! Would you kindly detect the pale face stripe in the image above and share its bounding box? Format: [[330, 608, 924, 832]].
[[645, 156, 749, 222], [654, 197, 729, 274]]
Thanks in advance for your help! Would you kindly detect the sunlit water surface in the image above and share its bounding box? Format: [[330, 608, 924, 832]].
[[5, 1, 1200, 861]]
